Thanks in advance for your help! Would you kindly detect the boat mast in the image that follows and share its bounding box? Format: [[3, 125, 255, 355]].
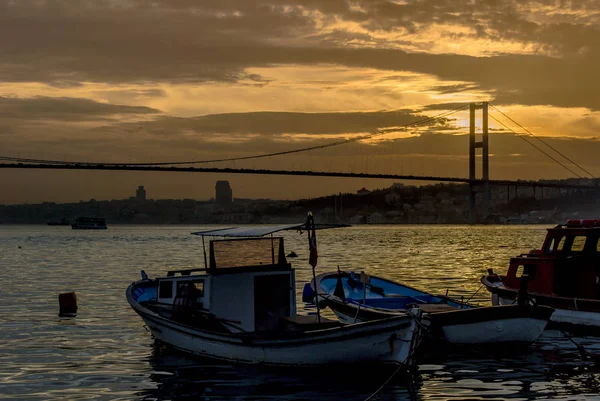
[[271, 233, 275, 265], [306, 212, 321, 323], [202, 236, 207, 269]]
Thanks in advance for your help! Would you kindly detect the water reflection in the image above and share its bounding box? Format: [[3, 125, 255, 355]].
[[1, 225, 599, 400], [140, 342, 418, 401], [416, 331, 600, 400], [137, 331, 600, 401]]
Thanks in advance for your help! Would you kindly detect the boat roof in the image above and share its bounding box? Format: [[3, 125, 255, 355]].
[[192, 223, 349, 238]]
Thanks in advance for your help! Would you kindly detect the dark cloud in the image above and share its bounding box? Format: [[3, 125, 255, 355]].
[[0, 0, 315, 84], [1, 1, 600, 111], [141, 109, 432, 136], [0, 96, 161, 122]]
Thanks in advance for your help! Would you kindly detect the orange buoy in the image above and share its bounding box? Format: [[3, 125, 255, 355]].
[[58, 292, 78, 317]]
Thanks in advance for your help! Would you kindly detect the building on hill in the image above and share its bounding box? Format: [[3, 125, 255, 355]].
[[319, 207, 336, 223], [385, 192, 401, 205], [215, 181, 233, 206], [357, 187, 370, 196], [136, 185, 146, 201], [367, 212, 384, 224]]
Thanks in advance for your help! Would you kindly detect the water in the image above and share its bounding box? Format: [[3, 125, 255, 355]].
[[1, 224, 599, 400]]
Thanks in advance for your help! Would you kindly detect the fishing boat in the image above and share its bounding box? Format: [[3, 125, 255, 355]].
[[71, 216, 107, 229], [311, 270, 554, 345], [126, 217, 423, 368], [482, 219, 600, 333]]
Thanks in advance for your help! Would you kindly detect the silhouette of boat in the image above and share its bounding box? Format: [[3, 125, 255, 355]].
[[71, 217, 107, 229], [482, 218, 600, 333]]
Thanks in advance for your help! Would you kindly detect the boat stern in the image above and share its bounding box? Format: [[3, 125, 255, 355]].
[[481, 269, 509, 305]]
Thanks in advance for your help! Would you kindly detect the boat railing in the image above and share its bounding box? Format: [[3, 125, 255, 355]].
[[166, 263, 291, 277], [513, 252, 544, 258], [167, 268, 209, 276]]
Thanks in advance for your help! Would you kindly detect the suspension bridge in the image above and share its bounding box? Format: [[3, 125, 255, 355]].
[[1, 102, 598, 223]]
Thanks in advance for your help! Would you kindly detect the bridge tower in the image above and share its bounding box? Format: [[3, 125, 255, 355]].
[[469, 102, 490, 224]]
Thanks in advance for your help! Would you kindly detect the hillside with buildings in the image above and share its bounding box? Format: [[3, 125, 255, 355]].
[[1, 179, 599, 225]]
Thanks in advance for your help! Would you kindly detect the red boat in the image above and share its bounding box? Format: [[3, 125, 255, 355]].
[[481, 219, 600, 333]]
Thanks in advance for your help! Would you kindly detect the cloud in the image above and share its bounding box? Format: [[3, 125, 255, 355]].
[[0, 96, 161, 122], [422, 102, 471, 111], [3, 106, 596, 169], [1, 0, 600, 112], [3, 104, 600, 204], [428, 84, 480, 95], [91, 89, 168, 104], [144, 109, 432, 136]]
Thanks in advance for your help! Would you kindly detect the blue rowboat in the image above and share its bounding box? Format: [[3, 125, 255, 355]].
[[311, 270, 554, 345]]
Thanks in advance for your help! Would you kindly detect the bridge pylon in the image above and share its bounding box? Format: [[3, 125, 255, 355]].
[[469, 102, 490, 224]]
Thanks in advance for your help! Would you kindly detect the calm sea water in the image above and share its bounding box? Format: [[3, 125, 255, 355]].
[[1, 224, 599, 400]]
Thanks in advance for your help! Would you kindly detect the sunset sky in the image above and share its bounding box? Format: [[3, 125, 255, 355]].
[[1, 0, 600, 204]]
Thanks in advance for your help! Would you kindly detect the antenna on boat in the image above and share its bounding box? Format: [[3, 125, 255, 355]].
[[360, 271, 369, 306], [270, 233, 275, 265], [202, 236, 207, 269], [306, 212, 321, 324]]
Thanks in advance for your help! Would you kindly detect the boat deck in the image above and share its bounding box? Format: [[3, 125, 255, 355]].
[[418, 304, 463, 313], [142, 300, 343, 334], [278, 315, 342, 331]]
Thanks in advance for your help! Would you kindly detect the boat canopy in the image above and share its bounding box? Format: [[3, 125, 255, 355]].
[[192, 223, 349, 238]]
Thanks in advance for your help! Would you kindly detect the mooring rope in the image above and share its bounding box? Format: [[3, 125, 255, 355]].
[[559, 329, 599, 367], [362, 313, 422, 401], [363, 363, 406, 401], [464, 284, 485, 304]]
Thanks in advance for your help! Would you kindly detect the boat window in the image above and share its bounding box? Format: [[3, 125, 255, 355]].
[[544, 237, 555, 254], [515, 264, 536, 279], [158, 281, 173, 298], [596, 238, 600, 253], [190, 280, 205, 297], [515, 265, 524, 278], [176, 280, 204, 298], [556, 236, 566, 251], [571, 236, 587, 252]]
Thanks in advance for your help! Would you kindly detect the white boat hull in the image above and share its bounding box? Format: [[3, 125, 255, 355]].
[[137, 311, 420, 366], [440, 317, 547, 344], [127, 285, 422, 367], [495, 293, 600, 330], [332, 308, 547, 344], [327, 297, 550, 345]]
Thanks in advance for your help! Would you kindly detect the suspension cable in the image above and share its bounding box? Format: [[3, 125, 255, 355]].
[[488, 114, 585, 179], [489, 103, 595, 179]]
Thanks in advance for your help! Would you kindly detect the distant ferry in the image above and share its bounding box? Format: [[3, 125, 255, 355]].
[[47, 217, 70, 226], [71, 217, 107, 229]]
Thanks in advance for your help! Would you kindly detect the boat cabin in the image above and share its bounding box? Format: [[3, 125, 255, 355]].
[[152, 229, 297, 333], [502, 219, 600, 299]]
